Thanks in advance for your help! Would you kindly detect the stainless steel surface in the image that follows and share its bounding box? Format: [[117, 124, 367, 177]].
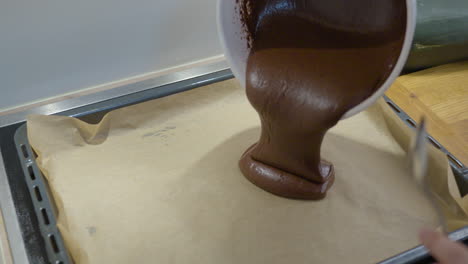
[[0, 149, 28, 264], [409, 118, 447, 232], [0, 60, 230, 263], [409, 117, 428, 186], [0, 60, 230, 128]]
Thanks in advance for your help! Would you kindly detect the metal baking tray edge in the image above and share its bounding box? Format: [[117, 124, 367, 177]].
[[379, 226, 468, 264], [11, 92, 468, 264], [383, 95, 468, 194], [14, 126, 72, 264]]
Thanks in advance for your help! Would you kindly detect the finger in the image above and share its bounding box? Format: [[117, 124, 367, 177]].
[[419, 228, 468, 264]]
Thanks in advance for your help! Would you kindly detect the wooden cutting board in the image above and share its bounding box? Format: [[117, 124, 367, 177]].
[[385, 60, 468, 167]]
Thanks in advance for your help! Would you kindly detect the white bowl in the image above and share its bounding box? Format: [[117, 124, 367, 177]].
[[217, 0, 417, 119]]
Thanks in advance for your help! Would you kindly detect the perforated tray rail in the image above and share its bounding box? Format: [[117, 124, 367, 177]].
[[15, 126, 72, 264]]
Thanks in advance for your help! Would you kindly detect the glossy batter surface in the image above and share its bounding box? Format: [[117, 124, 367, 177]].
[[239, 0, 406, 199]]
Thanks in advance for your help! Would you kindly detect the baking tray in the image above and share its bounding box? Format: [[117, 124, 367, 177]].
[[12, 92, 468, 264]]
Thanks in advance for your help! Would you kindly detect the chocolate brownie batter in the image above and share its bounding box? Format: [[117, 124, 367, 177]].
[[238, 0, 406, 199]]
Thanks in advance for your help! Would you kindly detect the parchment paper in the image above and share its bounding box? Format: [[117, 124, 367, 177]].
[[27, 79, 468, 264]]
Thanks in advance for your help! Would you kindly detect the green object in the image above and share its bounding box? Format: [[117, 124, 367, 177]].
[[404, 0, 468, 73]]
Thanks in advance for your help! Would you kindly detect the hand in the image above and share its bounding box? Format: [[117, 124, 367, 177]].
[[420, 228, 468, 264]]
